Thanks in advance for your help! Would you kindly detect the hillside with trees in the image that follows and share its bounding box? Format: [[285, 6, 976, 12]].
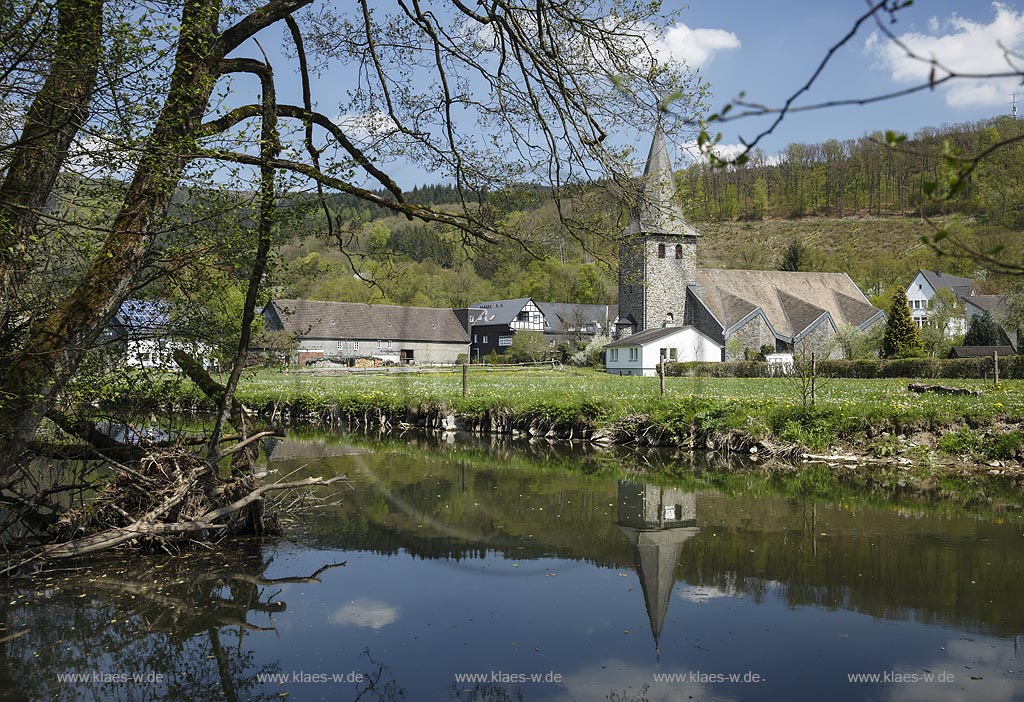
[[267, 116, 1024, 312]]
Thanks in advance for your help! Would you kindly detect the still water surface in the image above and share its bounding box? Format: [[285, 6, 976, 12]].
[[2, 432, 1024, 701]]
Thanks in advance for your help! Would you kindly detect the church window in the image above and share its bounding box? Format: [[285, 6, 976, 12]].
[[675, 244, 682, 259], [657, 243, 665, 258]]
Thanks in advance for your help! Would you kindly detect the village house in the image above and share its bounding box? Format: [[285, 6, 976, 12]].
[[102, 299, 213, 370], [467, 298, 615, 360], [263, 299, 470, 366], [608, 126, 885, 374], [905, 269, 1018, 349]]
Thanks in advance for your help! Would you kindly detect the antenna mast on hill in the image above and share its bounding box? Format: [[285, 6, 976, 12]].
[[1013, 93, 1021, 118]]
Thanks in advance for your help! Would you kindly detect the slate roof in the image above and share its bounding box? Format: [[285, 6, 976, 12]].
[[949, 345, 1017, 358], [606, 325, 695, 348], [963, 294, 1007, 317], [109, 300, 172, 338], [625, 123, 701, 239], [689, 269, 883, 340], [535, 302, 616, 334], [467, 298, 533, 326], [265, 299, 470, 343], [919, 270, 978, 296]]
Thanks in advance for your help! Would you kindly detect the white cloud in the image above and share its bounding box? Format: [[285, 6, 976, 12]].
[[675, 584, 735, 603], [680, 139, 749, 164], [329, 599, 399, 629], [652, 23, 741, 69], [333, 111, 400, 144], [556, 659, 724, 702], [866, 2, 1024, 108]]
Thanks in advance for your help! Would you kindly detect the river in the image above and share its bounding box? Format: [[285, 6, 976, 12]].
[[1, 430, 1022, 701]]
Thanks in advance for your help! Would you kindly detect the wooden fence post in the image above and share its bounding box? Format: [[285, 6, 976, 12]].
[[462, 362, 468, 397], [660, 352, 666, 397]]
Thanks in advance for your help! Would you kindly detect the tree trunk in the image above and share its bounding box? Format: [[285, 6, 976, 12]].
[[0, 0, 225, 471], [0, 0, 104, 321]]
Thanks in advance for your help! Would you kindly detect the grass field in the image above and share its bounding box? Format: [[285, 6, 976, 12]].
[[208, 367, 1024, 456]]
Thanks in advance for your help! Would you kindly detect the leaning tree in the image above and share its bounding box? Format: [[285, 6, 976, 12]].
[[0, 0, 705, 568]]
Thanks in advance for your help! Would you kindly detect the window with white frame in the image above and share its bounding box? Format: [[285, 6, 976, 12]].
[[609, 348, 619, 361], [498, 335, 512, 347], [482, 335, 488, 344], [628, 347, 639, 361], [387, 340, 393, 350], [353, 341, 360, 352]]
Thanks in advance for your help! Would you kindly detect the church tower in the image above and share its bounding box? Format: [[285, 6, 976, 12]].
[[617, 124, 699, 335]]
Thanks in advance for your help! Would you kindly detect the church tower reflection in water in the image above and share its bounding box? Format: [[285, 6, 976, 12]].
[[616, 480, 699, 658]]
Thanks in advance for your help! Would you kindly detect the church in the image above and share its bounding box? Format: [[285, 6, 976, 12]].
[[606, 126, 885, 376]]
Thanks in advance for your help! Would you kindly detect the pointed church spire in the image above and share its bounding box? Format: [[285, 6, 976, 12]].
[[628, 123, 700, 238], [616, 482, 699, 659]]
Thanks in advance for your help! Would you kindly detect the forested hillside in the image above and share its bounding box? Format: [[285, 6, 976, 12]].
[[269, 116, 1024, 310]]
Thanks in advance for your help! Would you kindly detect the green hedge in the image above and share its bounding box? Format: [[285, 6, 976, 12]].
[[665, 355, 1023, 379]]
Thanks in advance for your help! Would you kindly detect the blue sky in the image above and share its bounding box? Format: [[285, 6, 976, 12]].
[[227, 1, 1024, 188], [666, 0, 1024, 162]]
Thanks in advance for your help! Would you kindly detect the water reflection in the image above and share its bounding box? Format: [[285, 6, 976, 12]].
[[3, 432, 1024, 701], [616, 481, 698, 656]]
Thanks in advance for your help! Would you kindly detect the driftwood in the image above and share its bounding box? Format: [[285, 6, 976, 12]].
[[908, 383, 982, 397], [0, 348, 336, 575], [1, 447, 347, 576]]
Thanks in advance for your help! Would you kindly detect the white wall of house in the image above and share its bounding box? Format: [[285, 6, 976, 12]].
[[510, 300, 545, 331], [905, 271, 934, 329], [605, 327, 721, 376], [125, 338, 213, 370]]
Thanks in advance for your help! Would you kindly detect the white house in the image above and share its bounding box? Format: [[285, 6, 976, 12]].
[[604, 325, 721, 376], [905, 270, 1018, 349], [905, 270, 976, 333], [103, 300, 213, 370]]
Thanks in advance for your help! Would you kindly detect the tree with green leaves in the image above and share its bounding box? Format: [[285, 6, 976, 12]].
[[963, 311, 1004, 347], [0, 0, 706, 566], [505, 331, 551, 363], [882, 289, 922, 358]]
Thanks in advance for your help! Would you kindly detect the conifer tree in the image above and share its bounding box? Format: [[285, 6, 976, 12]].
[[882, 289, 922, 358], [963, 311, 1004, 346], [779, 240, 807, 271]]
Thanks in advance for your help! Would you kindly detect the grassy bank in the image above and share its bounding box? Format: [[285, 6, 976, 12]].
[[130, 367, 1024, 464]]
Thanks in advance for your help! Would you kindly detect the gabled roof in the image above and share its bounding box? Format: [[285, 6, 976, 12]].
[[534, 302, 615, 334], [110, 300, 171, 337], [919, 270, 977, 295], [606, 324, 705, 348], [467, 298, 533, 326], [963, 294, 1007, 317], [265, 299, 470, 343], [692, 269, 882, 340]]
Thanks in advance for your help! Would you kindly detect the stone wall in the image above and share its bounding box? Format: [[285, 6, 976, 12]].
[[794, 321, 840, 360], [725, 314, 775, 361], [617, 235, 645, 333], [641, 236, 696, 331]]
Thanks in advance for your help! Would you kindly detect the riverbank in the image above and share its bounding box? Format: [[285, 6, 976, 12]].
[[116, 368, 1024, 471]]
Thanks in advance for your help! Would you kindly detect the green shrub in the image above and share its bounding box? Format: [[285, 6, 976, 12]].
[[982, 431, 1024, 460], [938, 427, 982, 456]]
